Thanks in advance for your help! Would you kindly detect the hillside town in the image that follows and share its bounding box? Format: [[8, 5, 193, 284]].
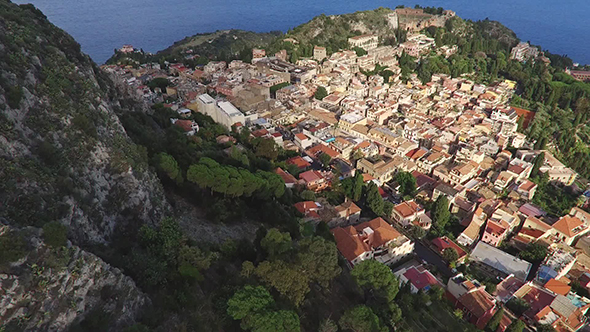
[[102, 7, 590, 332]]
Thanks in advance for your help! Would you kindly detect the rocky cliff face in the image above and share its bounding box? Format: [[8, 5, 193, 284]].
[[0, 0, 169, 244], [0, 225, 148, 331], [0, 1, 170, 330]]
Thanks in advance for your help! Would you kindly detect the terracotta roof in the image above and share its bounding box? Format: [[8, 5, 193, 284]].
[[295, 133, 308, 140], [485, 220, 507, 236], [174, 119, 193, 132], [293, 201, 320, 214], [305, 144, 340, 159], [519, 228, 547, 239], [275, 167, 297, 184], [354, 217, 401, 248], [334, 201, 361, 216], [362, 173, 375, 182], [511, 106, 535, 129], [393, 201, 421, 218], [332, 226, 370, 262], [299, 170, 323, 183], [432, 236, 467, 258], [332, 218, 403, 262], [458, 289, 495, 318], [286, 156, 311, 169], [519, 180, 537, 191], [544, 278, 571, 296], [553, 216, 584, 237]]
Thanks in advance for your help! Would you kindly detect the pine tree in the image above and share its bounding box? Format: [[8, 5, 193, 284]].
[[365, 182, 384, 216]]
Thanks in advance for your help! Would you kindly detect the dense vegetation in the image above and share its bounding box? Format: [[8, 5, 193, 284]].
[[3, 1, 590, 331]]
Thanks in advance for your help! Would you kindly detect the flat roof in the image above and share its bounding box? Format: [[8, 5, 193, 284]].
[[217, 101, 243, 118], [198, 93, 215, 104], [340, 112, 364, 124], [471, 241, 532, 280]]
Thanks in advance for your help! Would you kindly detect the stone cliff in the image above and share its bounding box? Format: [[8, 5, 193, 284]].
[[0, 0, 169, 244], [0, 1, 169, 330]]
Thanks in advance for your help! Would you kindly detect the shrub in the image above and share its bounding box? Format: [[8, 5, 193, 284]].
[[6, 86, 23, 109], [43, 222, 68, 247], [0, 231, 27, 266]]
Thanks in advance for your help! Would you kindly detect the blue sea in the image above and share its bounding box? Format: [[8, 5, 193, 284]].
[[13, 0, 590, 65]]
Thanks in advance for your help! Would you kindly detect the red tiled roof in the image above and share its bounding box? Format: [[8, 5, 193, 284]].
[[174, 119, 193, 132], [431, 236, 467, 258], [306, 144, 340, 159], [332, 226, 371, 262], [511, 107, 535, 130], [485, 221, 507, 236], [299, 170, 323, 183], [275, 167, 297, 184], [295, 133, 308, 140], [294, 201, 320, 215], [544, 278, 571, 296], [287, 156, 311, 169], [458, 289, 495, 318], [553, 216, 584, 237], [403, 266, 439, 290], [353, 217, 402, 248], [394, 201, 421, 218]]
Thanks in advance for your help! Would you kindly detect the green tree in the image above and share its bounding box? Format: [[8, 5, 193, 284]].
[[382, 201, 394, 218], [394, 171, 416, 196], [432, 195, 450, 229], [319, 152, 332, 166], [260, 228, 292, 258], [342, 172, 364, 201], [42, 222, 68, 248], [255, 260, 310, 306], [227, 285, 275, 320], [315, 86, 328, 100], [250, 310, 301, 332], [297, 236, 341, 288], [519, 242, 548, 264], [486, 307, 504, 332], [351, 259, 399, 302], [318, 319, 338, 332], [227, 285, 300, 332], [409, 225, 426, 239], [429, 285, 444, 302], [155, 152, 182, 183], [506, 319, 525, 332], [0, 231, 27, 266], [506, 298, 531, 316], [536, 324, 556, 332], [516, 116, 525, 133], [290, 49, 300, 63], [365, 182, 384, 216], [442, 247, 459, 264], [353, 47, 367, 56], [300, 190, 316, 201], [531, 152, 545, 179], [254, 138, 279, 161], [339, 305, 387, 332], [147, 77, 169, 91]]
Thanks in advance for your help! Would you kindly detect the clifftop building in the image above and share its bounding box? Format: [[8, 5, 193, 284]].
[[348, 34, 379, 51]]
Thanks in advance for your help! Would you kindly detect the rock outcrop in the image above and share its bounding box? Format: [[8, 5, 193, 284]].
[[0, 225, 148, 331], [0, 1, 169, 330], [0, 0, 169, 245]]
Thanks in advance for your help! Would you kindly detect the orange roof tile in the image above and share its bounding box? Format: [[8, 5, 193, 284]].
[[553, 216, 584, 237], [544, 278, 571, 296]]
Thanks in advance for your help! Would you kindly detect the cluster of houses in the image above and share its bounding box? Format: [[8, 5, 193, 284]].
[[103, 17, 590, 331]]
